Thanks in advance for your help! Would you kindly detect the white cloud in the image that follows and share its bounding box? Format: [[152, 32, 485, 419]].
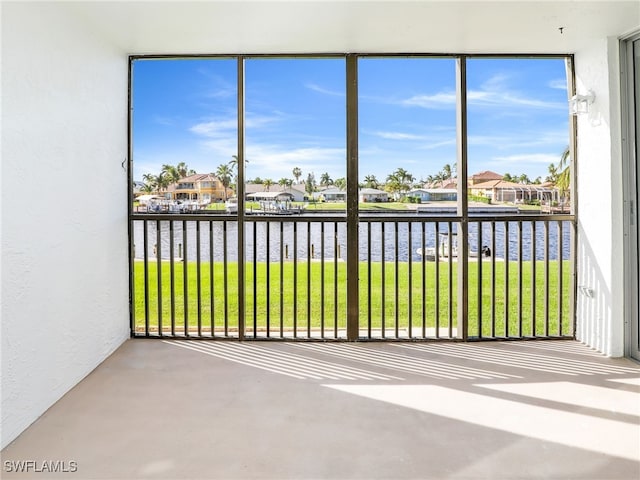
[[373, 131, 427, 140], [548, 78, 568, 90], [306, 83, 345, 97], [492, 153, 560, 165], [190, 119, 237, 137], [368, 131, 456, 150], [469, 131, 567, 150], [189, 113, 282, 138], [468, 89, 563, 109], [400, 73, 565, 111], [401, 92, 456, 109]]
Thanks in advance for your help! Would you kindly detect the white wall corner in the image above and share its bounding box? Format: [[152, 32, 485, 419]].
[[1, 3, 130, 449]]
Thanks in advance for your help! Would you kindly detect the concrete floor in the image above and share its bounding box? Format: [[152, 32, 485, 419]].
[[2, 339, 639, 479]]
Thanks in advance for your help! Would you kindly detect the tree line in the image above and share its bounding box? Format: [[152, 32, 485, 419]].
[[141, 148, 570, 201]]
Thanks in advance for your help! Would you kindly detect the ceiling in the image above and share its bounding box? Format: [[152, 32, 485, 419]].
[[67, 1, 639, 55]]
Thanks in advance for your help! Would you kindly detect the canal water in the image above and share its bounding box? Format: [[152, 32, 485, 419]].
[[133, 216, 572, 263]]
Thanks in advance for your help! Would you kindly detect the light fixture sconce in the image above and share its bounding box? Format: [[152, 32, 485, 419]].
[[569, 90, 595, 116]]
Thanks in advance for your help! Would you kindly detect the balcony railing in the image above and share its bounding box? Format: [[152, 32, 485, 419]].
[[130, 213, 574, 341]]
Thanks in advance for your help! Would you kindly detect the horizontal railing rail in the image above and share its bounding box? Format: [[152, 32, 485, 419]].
[[130, 212, 575, 341]]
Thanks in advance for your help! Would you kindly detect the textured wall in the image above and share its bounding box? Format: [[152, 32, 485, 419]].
[[1, 3, 130, 448], [574, 38, 626, 356]]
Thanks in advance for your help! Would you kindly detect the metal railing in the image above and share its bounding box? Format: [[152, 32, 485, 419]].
[[130, 213, 574, 340]]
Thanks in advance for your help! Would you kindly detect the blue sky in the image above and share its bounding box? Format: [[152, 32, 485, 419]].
[[132, 56, 569, 184]]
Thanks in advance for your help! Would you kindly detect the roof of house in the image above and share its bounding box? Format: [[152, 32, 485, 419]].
[[318, 187, 347, 194], [472, 180, 558, 191], [409, 188, 457, 194], [470, 179, 503, 189], [177, 173, 218, 183], [470, 170, 503, 181], [245, 183, 307, 195], [359, 188, 387, 195]]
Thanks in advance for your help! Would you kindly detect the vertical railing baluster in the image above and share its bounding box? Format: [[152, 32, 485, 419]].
[[421, 222, 426, 338], [280, 222, 284, 338], [367, 222, 372, 338], [156, 220, 163, 336], [333, 222, 338, 339], [531, 221, 537, 337], [266, 222, 271, 338], [321, 222, 326, 338], [223, 221, 228, 337], [196, 221, 202, 336], [307, 222, 311, 338], [209, 220, 214, 337], [504, 221, 509, 338], [558, 220, 564, 336], [394, 222, 399, 338], [252, 221, 257, 338], [170, 220, 175, 336], [477, 220, 482, 338], [435, 222, 440, 338], [381, 222, 386, 338], [408, 222, 413, 338], [544, 220, 550, 336], [143, 219, 149, 336], [490, 221, 496, 338], [293, 222, 298, 338], [517, 220, 523, 337], [447, 221, 453, 338], [183, 220, 188, 336]]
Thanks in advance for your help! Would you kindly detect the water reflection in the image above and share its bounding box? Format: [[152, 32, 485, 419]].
[[133, 218, 572, 263]]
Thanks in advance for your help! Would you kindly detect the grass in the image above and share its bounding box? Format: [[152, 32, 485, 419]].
[[134, 258, 571, 337]]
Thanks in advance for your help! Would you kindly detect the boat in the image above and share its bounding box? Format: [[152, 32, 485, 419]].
[[416, 232, 492, 260], [225, 197, 238, 213]]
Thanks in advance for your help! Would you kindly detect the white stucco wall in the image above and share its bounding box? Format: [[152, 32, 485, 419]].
[[1, 3, 130, 448], [574, 38, 626, 356]]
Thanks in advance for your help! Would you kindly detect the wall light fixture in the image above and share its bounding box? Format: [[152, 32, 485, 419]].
[[569, 90, 595, 115]]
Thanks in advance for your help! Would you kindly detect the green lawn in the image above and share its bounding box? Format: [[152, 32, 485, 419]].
[[134, 259, 571, 337]]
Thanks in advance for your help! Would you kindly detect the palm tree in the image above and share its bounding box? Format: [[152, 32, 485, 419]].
[[363, 175, 379, 189], [161, 164, 180, 186], [546, 164, 559, 184], [140, 183, 155, 194], [142, 173, 159, 193], [320, 172, 333, 187], [176, 162, 189, 178], [229, 155, 248, 187], [263, 178, 274, 191], [556, 147, 571, 199], [518, 173, 531, 185], [215, 164, 233, 200], [292, 167, 302, 184], [305, 172, 316, 198], [278, 177, 294, 192], [385, 172, 403, 200], [387, 168, 414, 198], [334, 177, 347, 191]]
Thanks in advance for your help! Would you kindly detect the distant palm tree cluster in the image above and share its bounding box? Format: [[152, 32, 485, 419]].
[[142, 148, 570, 201], [140, 162, 196, 193]]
